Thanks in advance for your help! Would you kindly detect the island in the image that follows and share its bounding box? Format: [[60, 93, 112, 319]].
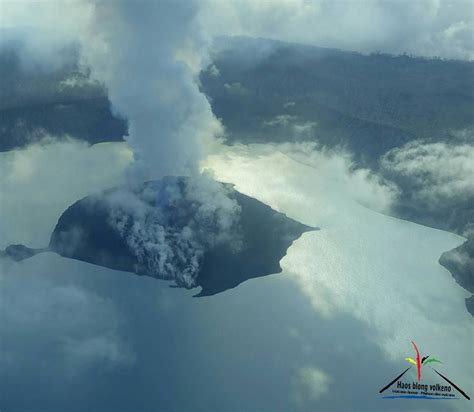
[[3, 176, 316, 296]]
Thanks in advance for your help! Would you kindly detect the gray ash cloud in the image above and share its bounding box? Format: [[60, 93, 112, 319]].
[[106, 175, 242, 287]]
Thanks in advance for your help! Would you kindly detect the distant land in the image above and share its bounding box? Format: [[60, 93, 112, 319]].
[[439, 239, 474, 315]]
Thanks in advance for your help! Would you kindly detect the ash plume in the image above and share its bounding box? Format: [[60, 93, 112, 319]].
[[81, 0, 221, 181], [105, 176, 242, 288], [77, 0, 241, 285]]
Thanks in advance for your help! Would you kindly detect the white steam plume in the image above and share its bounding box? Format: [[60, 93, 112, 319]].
[[106, 176, 242, 288], [76, 1, 241, 286], [81, 0, 222, 181]]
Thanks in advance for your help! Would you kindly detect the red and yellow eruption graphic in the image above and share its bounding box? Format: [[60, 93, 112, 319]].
[[405, 341, 442, 382]]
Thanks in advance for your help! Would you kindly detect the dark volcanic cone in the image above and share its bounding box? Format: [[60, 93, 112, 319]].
[[2, 176, 316, 296]]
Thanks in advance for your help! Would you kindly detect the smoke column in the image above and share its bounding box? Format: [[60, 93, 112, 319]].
[[76, 0, 241, 288], [81, 0, 220, 181]]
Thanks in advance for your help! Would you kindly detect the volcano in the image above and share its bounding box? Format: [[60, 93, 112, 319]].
[[4, 176, 316, 296]]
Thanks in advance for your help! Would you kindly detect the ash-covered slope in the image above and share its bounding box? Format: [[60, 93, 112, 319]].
[[4, 176, 315, 296]]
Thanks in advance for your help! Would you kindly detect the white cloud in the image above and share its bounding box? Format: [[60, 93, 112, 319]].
[[201, 0, 474, 60], [0, 0, 92, 71], [0, 0, 91, 34], [62, 334, 132, 370], [462, 223, 474, 239], [273, 142, 398, 214], [381, 140, 474, 209], [1, 0, 472, 80], [262, 115, 318, 140], [224, 82, 249, 96], [0, 255, 134, 376], [444, 245, 471, 266], [0, 138, 132, 248], [208, 63, 220, 76], [263, 115, 298, 127], [294, 367, 332, 402]]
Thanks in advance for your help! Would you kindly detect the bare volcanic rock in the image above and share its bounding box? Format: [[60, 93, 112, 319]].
[[4, 176, 316, 296]]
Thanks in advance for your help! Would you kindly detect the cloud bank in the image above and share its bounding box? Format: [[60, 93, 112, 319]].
[[0, 255, 134, 377], [381, 140, 474, 212], [1, 1, 472, 81], [0, 138, 132, 249], [273, 142, 398, 214], [202, 0, 474, 60]]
